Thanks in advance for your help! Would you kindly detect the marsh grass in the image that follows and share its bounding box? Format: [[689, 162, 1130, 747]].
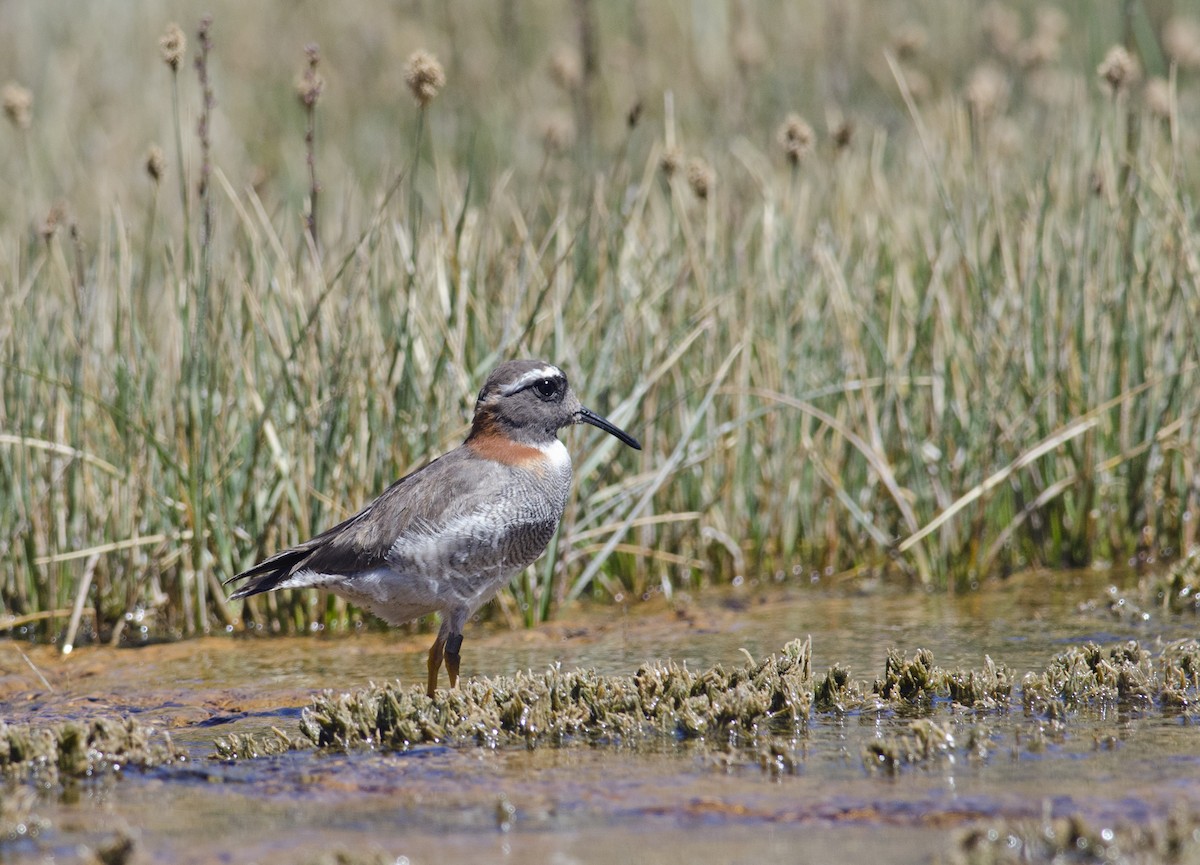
[[0, 1, 1199, 642]]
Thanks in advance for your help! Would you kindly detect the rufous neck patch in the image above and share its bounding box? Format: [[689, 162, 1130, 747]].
[[466, 431, 545, 468]]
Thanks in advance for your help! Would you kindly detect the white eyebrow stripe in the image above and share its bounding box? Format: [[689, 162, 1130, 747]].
[[500, 366, 565, 396]]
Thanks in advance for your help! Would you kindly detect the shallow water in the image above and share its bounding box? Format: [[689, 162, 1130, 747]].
[[2, 568, 1199, 864]]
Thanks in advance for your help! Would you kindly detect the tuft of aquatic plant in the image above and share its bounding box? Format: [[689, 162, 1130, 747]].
[[872, 649, 1014, 710], [301, 638, 817, 750], [1021, 639, 1200, 714], [0, 783, 49, 843], [813, 663, 864, 712], [241, 639, 1195, 758], [875, 648, 937, 703], [753, 740, 806, 777], [304, 851, 400, 865], [863, 718, 955, 775], [91, 831, 136, 865], [1103, 555, 1200, 622], [944, 656, 1014, 709], [953, 808, 1200, 865], [0, 717, 182, 782], [212, 727, 306, 760], [294, 639, 1066, 752], [300, 849, 398, 863]]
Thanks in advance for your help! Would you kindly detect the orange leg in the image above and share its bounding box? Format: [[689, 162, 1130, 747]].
[[445, 633, 464, 689], [426, 635, 446, 698]]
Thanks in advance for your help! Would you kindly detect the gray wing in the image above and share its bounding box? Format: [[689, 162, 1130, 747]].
[[225, 449, 491, 598]]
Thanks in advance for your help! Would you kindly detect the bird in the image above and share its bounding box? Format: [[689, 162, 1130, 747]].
[[225, 359, 642, 698]]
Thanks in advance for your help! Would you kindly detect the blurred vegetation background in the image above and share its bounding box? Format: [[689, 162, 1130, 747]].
[[1, 0, 1198, 645]]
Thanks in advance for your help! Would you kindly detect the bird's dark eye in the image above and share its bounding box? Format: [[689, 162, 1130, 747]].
[[532, 378, 559, 400]]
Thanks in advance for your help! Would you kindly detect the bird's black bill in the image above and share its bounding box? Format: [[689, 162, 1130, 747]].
[[579, 407, 642, 450]]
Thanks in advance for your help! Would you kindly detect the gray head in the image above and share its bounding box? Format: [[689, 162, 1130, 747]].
[[469, 359, 641, 450]]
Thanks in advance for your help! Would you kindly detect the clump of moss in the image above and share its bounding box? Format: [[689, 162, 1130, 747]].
[[863, 718, 955, 775], [813, 663, 863, 712], [953, 809, 1200, 865], [1022, 641, 1153, 713], [305, 851, 401, 865], [91, 831, 137, 865], [875, 648, 937, 703], [302, 638, 817, 750], [944, 656, 1014, 709], [871, 649, 1013, 710], [1013, 716, 1066, 753], [0, 783, 49, 843], [1022, 639, 1200, 714], [1162, 639, 1200, 686], [298, 639, 1029, 751], [753, 740, 805, 777], [813, 650, 1012, 713], [0, 717, 182, 781], [283, 639, 1195, 755], [1150, 554, 1200, 614], [1103, 555, 1200, 621], [213, 727, 307, 760]]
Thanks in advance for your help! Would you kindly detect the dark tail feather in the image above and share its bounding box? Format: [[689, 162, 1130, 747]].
[[225, 547, 313, 599], [226, 503, 374, 600]]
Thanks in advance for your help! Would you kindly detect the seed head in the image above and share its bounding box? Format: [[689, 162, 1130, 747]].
[[196, 15, 212, 52], [540, 113, 576, 155], [145, 145, 166, 183], [965, 63, 1010, 119], [892, 23, 927, 61], [1017, 34, 1061, 69], [2, 83, 32, 129], [777, 114, 815, 166], [686, 157, 714, 201], [1163, 16, 1200, 71], [549, 46, 582, 92], [1097, 45, 1140, 95], [733, 26, 766, 72], [981, 2, 1021, 58], [296, 43, 324, 109], [1143, 77, 1172, 121], [659, 146, 683, 179], [1018, 10, 1067, 71], [405, 50, 445, 108], [832, 118, 854, 151], [40, 202, 66, 242], [1035, 6, 1068, 42], [159, 23, 187, 72], [626, 99, 643, 130]]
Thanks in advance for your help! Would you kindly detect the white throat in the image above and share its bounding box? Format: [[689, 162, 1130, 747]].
[[535, 438, 571, 471]]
